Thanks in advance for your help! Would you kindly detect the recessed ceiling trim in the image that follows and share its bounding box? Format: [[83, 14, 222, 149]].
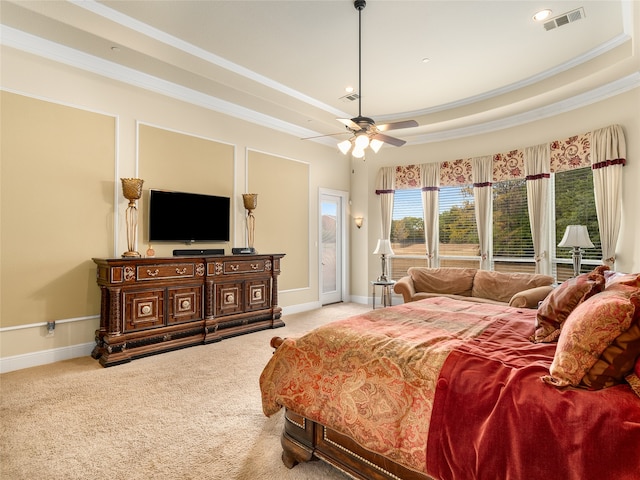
[[2, 24, 637, 150], [0, 25, 331, 144], [74, 0, 350, 118], [409, 72, 640, 145], [374, 32, 632, 123]]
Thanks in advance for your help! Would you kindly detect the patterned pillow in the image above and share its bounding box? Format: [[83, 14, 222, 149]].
[[581, 306, 640, 389], [541, 289, 640, 388], [531, 269, 606, 343], [626, 358, 640, 399], [606, 272, 640, 290]]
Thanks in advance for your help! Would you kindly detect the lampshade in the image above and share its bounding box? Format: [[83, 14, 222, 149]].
[[337, 135, 384, 157], [558, 225, 594, 248], [370, 138, 384, 153], [337, 139, 352, 155], [373, 239, 394, 255], [354, 133, 370, 149], [352, 146, 366, 158]]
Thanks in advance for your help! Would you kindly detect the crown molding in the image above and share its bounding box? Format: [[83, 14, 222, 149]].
[[409, 72, 640, 145], [2, 24, 637, 149]]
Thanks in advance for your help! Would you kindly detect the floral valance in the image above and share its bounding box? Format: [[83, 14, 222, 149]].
[[395, 129, 596, 189]]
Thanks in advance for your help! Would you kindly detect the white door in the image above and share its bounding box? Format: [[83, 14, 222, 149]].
[[320, 190, 347, 305]]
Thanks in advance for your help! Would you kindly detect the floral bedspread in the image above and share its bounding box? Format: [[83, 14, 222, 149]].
[[259, 297, 520, 473]]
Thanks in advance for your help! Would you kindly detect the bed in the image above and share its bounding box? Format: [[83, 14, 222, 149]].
[[260, 277, 640, 480]]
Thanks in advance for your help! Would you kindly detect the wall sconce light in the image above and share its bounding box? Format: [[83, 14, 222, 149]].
[[354, 216, 364, 229]]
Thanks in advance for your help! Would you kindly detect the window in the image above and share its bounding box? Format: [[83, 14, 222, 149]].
[[492, 179, 535, 273], [438, 185, 478, 267], [390, 189, 426, 278], [389, 166, 601, 281], [554, 167, 601, 281]]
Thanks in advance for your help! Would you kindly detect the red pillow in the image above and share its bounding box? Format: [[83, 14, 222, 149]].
[[531, 270, 606, 343]]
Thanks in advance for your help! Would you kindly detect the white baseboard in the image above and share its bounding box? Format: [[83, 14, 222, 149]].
[[0, 342, 95, 374], [1, 299, 378, 373]]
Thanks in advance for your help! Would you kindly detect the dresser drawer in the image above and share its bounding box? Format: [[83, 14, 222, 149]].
[[137, 263, 196, 281], [222, 259, 266, 275]]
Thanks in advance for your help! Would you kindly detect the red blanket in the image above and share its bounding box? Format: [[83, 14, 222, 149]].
[[260, 297, 640, 478], [427, 309, 640, 480]]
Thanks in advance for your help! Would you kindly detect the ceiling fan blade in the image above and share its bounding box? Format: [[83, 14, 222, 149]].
[[376, 119, 419, 132], [301, 132, 350, 140], [337, 118, 362, 131], [372, 133, 407, 147]]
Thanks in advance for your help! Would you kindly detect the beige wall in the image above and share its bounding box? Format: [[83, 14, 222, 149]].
[[247, 150, 309, 291], [1, 44, 638, 370], [138, 124, 235, 257], [0, 47, 349, 366]]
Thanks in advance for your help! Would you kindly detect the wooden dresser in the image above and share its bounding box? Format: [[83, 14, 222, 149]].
[[91, 254, 284, 366]]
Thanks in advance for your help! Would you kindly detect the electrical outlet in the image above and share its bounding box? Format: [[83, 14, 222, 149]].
[[46, 321, 55, 337]]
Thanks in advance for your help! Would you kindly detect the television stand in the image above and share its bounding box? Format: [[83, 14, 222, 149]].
[[91, 253, 285, 366]]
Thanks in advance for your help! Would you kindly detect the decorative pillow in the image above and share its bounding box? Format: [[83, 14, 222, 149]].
[[531, 270, 606, 343], [625, 357, 640, 399], [606, 272, 640, 291], [581, 311, 640, 389], [408, 267, 476, 296], [541, 289, 640, 388]]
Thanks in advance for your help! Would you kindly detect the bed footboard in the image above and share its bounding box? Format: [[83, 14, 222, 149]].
[[281, 408, 433, 480], [270, 336, 434, 480]]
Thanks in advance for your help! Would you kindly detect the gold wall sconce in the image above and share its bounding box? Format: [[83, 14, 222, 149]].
[[354, 216, 364, 229]]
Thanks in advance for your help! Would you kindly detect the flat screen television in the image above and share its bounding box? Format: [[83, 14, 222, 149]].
[[148, 189, 230, 243]]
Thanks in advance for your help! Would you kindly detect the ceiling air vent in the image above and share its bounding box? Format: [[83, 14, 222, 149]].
[[340, 93, 360, 102], [543, 7, 585, 31]]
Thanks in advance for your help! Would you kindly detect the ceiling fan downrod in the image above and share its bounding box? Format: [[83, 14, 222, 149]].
[[355, 0, 366, 119]]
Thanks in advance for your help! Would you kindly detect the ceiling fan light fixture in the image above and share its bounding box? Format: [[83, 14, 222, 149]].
[[352, 147, 366, 159], [338, 139, 352, 155], [370, 138, 384, 153], [355, 133, 370, 149]]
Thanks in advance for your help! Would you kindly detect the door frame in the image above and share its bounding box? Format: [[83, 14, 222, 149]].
[[319, 188, 349, 305]]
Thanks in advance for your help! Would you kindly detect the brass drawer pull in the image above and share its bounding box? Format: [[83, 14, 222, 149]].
[[176, 267, 187, 275], [230, 264, 239, 271], [147, 269, 159, 277], [251, 263, 260, 270]]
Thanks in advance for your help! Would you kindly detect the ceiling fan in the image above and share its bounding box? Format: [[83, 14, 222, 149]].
[[306, 0, 418, 158]]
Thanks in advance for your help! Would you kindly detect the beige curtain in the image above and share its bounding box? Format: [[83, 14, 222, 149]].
[[591, 125, 626, 268], [375, 167, 396, 241], [524, 143, 551, 275], [472, 156, 493, 270], [420, 163, 440, 267]]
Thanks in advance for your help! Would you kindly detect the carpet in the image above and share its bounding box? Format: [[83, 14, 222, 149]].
[[0, 303, 370, 480]]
